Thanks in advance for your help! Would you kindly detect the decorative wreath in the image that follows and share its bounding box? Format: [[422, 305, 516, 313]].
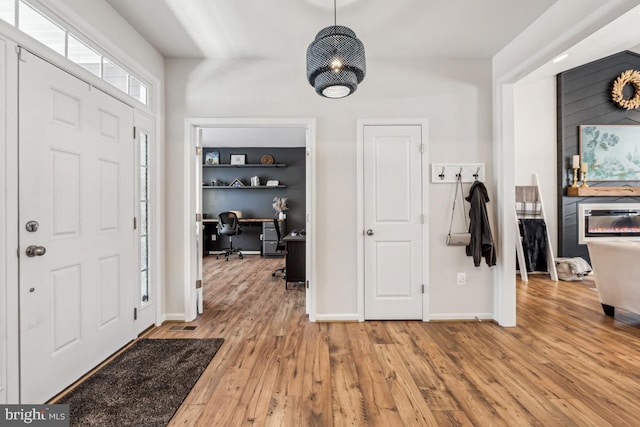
[[611, 69, 640, 110]]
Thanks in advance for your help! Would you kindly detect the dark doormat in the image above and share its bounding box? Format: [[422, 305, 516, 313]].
[[58, 338, 224, 427]]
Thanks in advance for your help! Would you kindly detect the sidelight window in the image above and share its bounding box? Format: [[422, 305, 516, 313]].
[[139, 131, 150, 304]]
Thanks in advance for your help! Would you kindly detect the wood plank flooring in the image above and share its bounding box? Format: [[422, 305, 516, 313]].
[[148, 257, 640, 426]]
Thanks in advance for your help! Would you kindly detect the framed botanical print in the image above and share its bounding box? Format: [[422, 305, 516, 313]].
[[579, 125, 640, 181]]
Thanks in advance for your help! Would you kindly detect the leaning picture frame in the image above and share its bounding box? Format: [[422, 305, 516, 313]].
[[230, 154, 246, 165], [579, 125, 640, 181], [204, 151, 219, 165]]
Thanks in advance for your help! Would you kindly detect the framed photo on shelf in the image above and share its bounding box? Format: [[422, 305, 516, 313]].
[[230, 154, 246, 165], [204, 151, 219, 165]]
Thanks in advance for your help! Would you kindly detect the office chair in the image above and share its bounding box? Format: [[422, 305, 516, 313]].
[[272, 219, 286, 277], [216, 211, 243, 261]]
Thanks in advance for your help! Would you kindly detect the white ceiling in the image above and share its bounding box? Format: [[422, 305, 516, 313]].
[[105, 0, 558, 60]]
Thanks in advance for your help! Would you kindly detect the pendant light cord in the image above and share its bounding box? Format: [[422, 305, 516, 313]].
[[334, 0, 337, 26]]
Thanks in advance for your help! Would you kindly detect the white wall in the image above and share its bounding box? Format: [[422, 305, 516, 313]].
[[165, 57, 496, 319], [514, 77, 558, 254]]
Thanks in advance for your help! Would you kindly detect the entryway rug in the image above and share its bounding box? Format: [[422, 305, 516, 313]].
[[58, 338, 224, 427]]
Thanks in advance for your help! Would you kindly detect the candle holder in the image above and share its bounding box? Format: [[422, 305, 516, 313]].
[[581, 171, 589, 188], [571, 167, 579, 188]]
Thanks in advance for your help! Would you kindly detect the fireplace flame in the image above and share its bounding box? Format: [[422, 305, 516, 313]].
[[588, 226, 640, 233]]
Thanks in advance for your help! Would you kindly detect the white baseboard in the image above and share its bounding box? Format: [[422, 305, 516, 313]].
[[428, 313, 495, 322], [314, 313, 360, 322], [161, 313, 186, 322]]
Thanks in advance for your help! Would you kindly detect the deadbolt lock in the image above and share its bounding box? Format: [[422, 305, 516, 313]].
[[25, 220, 39, 232]]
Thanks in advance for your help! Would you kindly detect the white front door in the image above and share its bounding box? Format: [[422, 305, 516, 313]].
[[363, 125, 424, 319], [19, 50, 136, 403]]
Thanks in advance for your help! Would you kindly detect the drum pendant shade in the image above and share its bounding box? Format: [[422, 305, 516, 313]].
[[306, 7, 365, 98]]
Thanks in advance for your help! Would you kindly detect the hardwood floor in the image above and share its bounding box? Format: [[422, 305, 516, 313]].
[[149, 256, 640, 426]]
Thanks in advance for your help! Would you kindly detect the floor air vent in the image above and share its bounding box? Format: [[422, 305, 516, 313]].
[[169, 325, 198, 331]]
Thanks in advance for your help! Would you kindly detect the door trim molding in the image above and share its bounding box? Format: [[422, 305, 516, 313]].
[[1, 37, 20, 404], [356, 119, 430, 321], [183, 117, 317, 322]]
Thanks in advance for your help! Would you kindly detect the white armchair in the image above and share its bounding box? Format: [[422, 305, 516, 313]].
[[586, 240, 640, 317]]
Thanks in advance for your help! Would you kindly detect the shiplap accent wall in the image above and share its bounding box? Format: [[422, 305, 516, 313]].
[[557, 51, 640, 260]]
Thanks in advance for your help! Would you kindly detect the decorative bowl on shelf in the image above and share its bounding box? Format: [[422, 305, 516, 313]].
[[261, 154, 274, 165]]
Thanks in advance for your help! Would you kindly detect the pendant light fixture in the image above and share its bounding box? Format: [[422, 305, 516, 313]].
[[306, 0, 366, 98]]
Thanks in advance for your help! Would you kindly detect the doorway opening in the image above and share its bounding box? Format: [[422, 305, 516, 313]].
[[184, 118, 316, 322]]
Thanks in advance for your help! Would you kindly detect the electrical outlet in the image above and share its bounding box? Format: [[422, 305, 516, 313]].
[[456, 273, 466, 285]]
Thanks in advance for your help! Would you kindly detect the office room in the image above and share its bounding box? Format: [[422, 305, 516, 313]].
[[198, 126, 308, 294]]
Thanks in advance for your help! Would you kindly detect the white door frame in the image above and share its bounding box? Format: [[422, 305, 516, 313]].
[[183, 118, 317, 322], [356, 119, 430, 321], [1, 36, 20, 404]]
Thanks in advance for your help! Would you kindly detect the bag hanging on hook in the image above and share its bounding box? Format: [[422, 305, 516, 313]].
[[446, 172, 471, 246]]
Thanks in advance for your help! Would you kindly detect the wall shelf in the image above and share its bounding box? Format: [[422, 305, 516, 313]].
[[566, 186, 640, 197], [203, 164, 287, 168], [203, 185, 287, 189]]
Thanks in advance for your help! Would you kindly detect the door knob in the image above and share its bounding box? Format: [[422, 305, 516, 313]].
[[366, 229, 374, 236], [25, 245, 46, 257]]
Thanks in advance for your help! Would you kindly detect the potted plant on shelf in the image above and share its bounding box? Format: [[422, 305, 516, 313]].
[[272, 197, 288, 220]]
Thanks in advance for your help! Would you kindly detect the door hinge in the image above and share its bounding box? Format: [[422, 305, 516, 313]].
[[134, 307, 138, 320], [196, 279, 203, 289], [195, 213, 202, 222], [306, 280, 310, 289], [419, 144, 424, 154], [420, 214, 425, 224], [196, 146, 203, 156], [133, 217, 137, 230], [133, 126, 137, 139], [421, 284, 425, 294]]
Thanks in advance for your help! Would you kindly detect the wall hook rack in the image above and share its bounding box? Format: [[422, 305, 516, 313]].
[[431, 163, 485, 183]]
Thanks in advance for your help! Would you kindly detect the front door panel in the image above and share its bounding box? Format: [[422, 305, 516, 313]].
[[19, 50, 135, 403]]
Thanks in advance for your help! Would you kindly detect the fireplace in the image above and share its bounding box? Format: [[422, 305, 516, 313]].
[[578, 203, 640, 244]]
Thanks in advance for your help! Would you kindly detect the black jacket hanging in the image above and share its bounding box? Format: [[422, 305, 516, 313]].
[[465, 181, 496, 267]]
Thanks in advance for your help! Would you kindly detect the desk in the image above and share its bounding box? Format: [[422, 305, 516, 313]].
[[202, 218, 283, 224], [283, 233, 305, 288], [203, 218, 285, 256]]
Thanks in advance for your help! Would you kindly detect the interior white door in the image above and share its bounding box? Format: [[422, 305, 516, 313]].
[[19, 50, 136, 403], [364, 125, 423, 319]]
